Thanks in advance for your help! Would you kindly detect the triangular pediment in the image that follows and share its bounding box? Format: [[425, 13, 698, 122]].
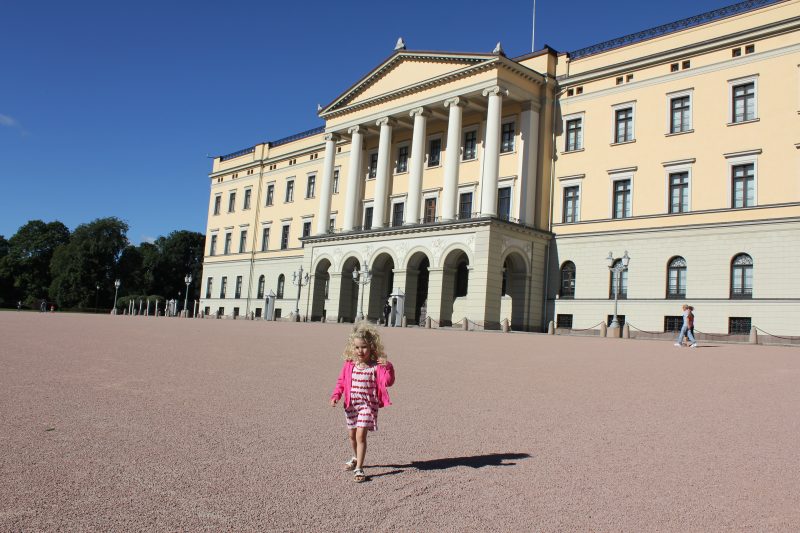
[[320, 51, 497, 116]]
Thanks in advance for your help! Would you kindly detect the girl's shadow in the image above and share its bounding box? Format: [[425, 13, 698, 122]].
[[369, 452, 530, 479]]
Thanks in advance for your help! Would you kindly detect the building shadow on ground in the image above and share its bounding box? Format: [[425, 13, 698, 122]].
[[368, 452, 530, 479]]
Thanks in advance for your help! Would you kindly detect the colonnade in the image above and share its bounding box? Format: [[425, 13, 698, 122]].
[[315, 85, 518, 235]]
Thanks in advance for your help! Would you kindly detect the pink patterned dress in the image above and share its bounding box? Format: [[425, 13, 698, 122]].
[[344, 364, 379, 431]]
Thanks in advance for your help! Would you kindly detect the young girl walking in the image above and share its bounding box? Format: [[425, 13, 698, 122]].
[[330, 322, 395, 482]]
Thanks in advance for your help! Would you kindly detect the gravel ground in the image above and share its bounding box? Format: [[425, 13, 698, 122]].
[[1, 311, 799, 532]]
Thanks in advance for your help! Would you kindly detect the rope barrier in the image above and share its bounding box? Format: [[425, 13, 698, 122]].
[[626, 323, 669, 335], [564, 321, 605, 332], [755, 327, 800, 341]]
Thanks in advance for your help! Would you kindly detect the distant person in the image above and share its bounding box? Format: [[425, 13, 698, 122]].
[[330, 322, 395, 483], [688, 306, 697, 344], [40, 299, 47, 313], [674, 304, 697, 348], [383, 302, 391, 326], [17, 301, 22, 310]]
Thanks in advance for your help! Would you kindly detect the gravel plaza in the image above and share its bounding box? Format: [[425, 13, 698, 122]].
[[1, 312, 799, 532]]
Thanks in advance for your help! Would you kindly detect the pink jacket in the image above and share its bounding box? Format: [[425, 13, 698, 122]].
[[330, 360, 395, 409]]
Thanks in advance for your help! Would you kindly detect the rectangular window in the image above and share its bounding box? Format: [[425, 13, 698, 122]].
[[306, 175, 315, 198], [238, 230, 247, 253], [563, 186, 579, 223], [220, 276, 227, 299], [329, 217, 335, 232], [228, 191, 236, 212], [363, 207, 373, 230], [266, 184, 274, 206], [302, 221, 311, 238], [458, 192, 473, 220], [463, 130, 477, 160], [732, 82, 755, 122], [497, 187, 512, 220], [556, 314, 573, 329], [205, 277, 213, 299], [392, 202, 404, 227], [332, 170, 339, 194], [243, 189, 252, 210], [729, 317, 752, 335], [223, 233, 232, 254], [667, 265, 687, 299], [213, 196, 221, 215], [261, 227, 269, 252], [235, 276, 242, 299], [670, 96, 691, 133], [664, 316, 683, 332], [428, 138, 441, 167], [368, 152, 378, 179], [669, 172, 689, 213], [396, 146, 408, 173], [280, 225, 290, 249], [732, 164, 755, 208], [285, 181, 294, 202], [614, 108, 633, 143], [565, 118, 583, 151], [424, 198, 437, 223], [613, 179, 631, 219], [501, 121, 515, 153], [209, 235, 217, 256]]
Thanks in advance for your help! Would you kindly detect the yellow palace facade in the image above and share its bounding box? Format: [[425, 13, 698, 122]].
[[200, 0, 800, 335]]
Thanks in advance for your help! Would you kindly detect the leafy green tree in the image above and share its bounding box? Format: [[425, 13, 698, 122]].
[[145, 230, 205, 302], [49, 217, 129, 308], [0, 220, 70, 306]]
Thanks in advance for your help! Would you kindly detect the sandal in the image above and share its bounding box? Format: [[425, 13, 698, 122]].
[[353, 468, 366, 483], [343, 457, 357, 471]]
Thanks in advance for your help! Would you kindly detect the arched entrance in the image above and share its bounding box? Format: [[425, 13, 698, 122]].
[[310, 259, 331, 321], [500, 252, 529, 330], [440, 249, 469, 326], [368, 253, 395, 322], [405, 252, 430, 325], [339, 257, 360, 323]]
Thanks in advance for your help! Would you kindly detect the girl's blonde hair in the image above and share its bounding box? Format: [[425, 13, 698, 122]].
[[343, 321, 386, 363]]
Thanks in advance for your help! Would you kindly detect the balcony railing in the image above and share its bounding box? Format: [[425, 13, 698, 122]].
[[219, 146, 255, 161], [269, 126, 325, 148], [730, 288, 753, 299]]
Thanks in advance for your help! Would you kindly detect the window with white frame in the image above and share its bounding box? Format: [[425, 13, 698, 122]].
[[306, 174, 316, 198], [285, 179, 294, 202], [668, 89, 692, 133], [462, 129, 478, 160], [423, 194, 438, 223], [669, 172, 690, 213], [261, 226, 270, 251], [391, 200, 405, 227], [213, 195, 221, 215], [302, 220, 311, 238], [329, 216, 335, 232], [564, 113, 584, 151], [563, 186, 580, 223], [730, 76, 757, 123], [228, 191, 237, 212], [368, 152, 378, 179], [209, 234, 217, 256], [363, 203, 374, 230], [265, 183, 275, 206], [458, 191, 473, 220], [726, 150, 759, 209], [243, 188, 252, 210], [239, 229, 247, 253], [332, 169, 339, 194], [396, 145, 409, 173], [610, 173, 633, 219], [501, 120, 515, 153], [612, 102, 635, 143], [224, 232, 232, 254], [497, 186, 512, 220], [427, 137, 442, 167], [280, 225, 290, 249], [206, 277, 213, 298]]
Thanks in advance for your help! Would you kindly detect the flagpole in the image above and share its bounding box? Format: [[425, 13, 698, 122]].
[[531, 0, 537, 52]]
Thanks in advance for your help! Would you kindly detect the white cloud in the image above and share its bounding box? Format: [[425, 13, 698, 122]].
[[0, 114, 18, 127]]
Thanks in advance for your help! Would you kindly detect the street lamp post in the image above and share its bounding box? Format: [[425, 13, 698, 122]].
[[606, 251, 631, 330], [183, 274, 192, 318], [351, 262, 372, 322], [291, 265, 310, 322], [112, 279, 121, 315], [95, 283, 100, 313]]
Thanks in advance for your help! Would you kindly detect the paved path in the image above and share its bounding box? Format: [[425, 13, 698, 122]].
[[1, 312, 799, 531]]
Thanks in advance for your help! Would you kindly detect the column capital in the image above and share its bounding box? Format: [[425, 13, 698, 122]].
[[444, 97, 468, 108], [376, 117, 397, 127], [347, 125, 364, 136], [324, 133, 341, 143], [482, 85, 509, 98], [409, 107, 429, 118]]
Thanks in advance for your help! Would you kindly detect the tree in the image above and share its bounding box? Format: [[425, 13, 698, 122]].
[[146, 231, 205, 302], [49, 217, 129, 308], [0, 220, 70, 306], [0, 235, 10, 306]]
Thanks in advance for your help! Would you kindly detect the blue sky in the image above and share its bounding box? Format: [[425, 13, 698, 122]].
[[0, 0, 747, 243]]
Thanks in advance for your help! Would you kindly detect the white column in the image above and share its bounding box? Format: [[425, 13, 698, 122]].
[[480, 86, 505, 217], [342, 126, 364, 232], [517, 102, 540, 225], [442, 97, 467, 221], [316, 133, 339, 235], [406, 107, 428, 225], [373, 117, 395, 228]]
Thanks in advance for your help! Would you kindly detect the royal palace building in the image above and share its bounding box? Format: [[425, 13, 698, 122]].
[[200, 0, 800, 335]]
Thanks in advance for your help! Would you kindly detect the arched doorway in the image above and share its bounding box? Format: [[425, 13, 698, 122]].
[[405, 251, 430, 325], [368, 253, 395, 322], [500, 252, 529, 330], [339, 257, 360, 322], [440, 249, 469, 326], [311, 259, 331, 321]]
